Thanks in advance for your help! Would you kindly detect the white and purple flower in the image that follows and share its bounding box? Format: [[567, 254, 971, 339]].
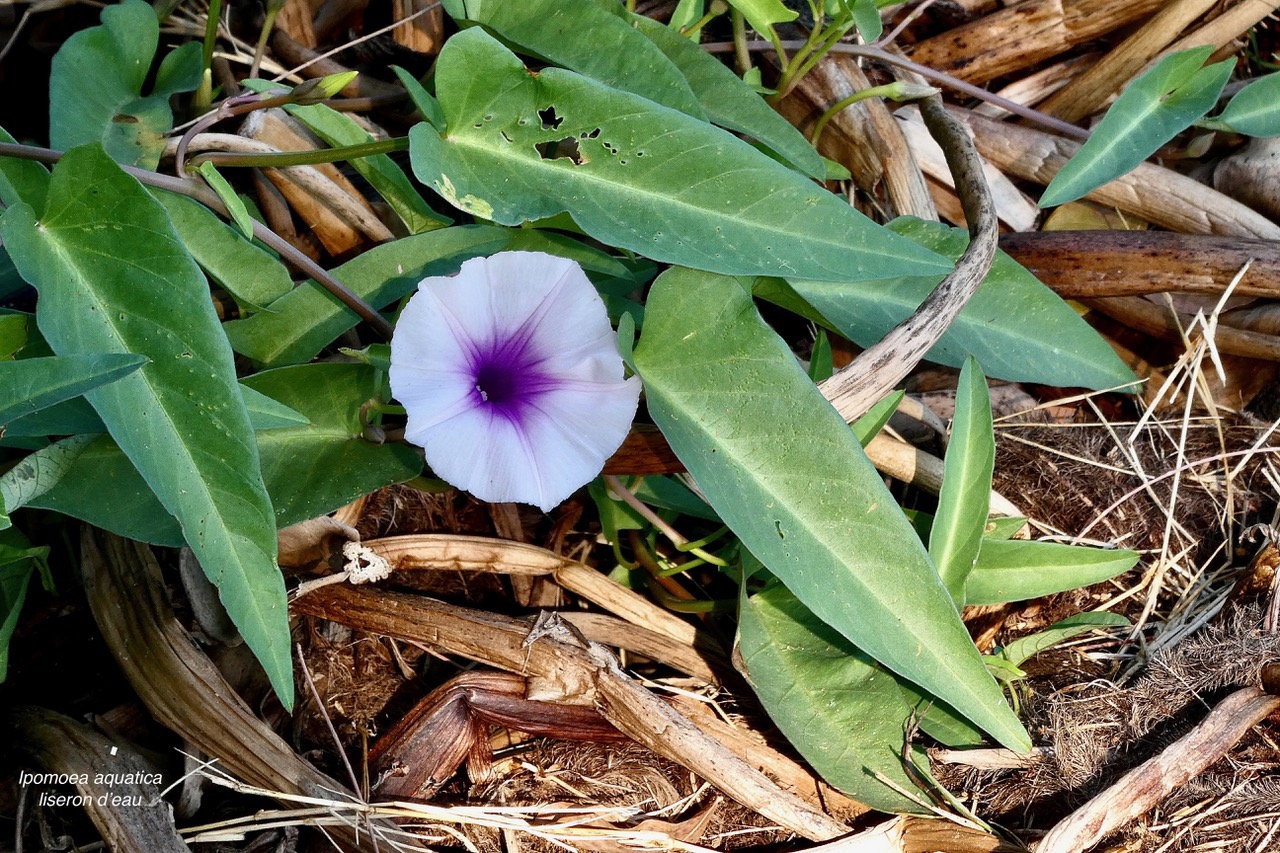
[[389, 251, 641, 512]]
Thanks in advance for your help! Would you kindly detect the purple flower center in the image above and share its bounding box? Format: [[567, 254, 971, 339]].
[[471, 334, 555, 421]]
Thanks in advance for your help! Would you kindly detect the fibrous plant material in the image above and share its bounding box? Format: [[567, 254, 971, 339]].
[[937, 608, 1280, 829], [79, 528, 380, 852], [908, 0, 1168, 84]]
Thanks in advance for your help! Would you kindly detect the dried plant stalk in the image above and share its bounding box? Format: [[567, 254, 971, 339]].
[[9, 707, 188, 852], [954, 108, 1280, 238], [1039, 0, 1220, 122], [79, 529, 377, 853], [292, 585, 850, 840], [909, 0, 1167, 84], [1165, 0, 1280, 60], [780, 55, 937, 220], [999, 231, 1280, 300], [1037, 686, 1280, 853]]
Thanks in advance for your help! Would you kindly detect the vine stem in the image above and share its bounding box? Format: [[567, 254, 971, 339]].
[[818, 94, 999, 424], [703, 39, 1090, 141], [0, 142, 394, 340]]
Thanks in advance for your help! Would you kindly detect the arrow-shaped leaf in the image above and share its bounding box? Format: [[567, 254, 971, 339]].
[[410, 28, 949, 282], [0, 144, 293, 706], [0, 353, 146, 429], [1040, 47, 1233, 208], [634, 267, 1029, 751]]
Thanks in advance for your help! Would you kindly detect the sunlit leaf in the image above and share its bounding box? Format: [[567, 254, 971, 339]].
[[999, 612, 1130, 667], [627, 13, 825, 178], [443, 0, 705, 116], [783, 218, 1138, 390], [967, 539, 1139, 605], [725, 0, 797, 34], [635, 267, 1029, 751], [738, 579, 930, 812], [1040, 47, 1233, 208], [410, 29, 949, 281], [929, 357, 993, 604], [0, 144, 292, 706], [1215, 71, 1280, 136]]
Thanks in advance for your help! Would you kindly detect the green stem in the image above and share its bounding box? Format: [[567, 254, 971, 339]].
[[194, 0, 223, 111], [0, 142, 393, 339], [682, 8, 719, 35], [190, 137, 407, 169], [810, 83, 905, 149]]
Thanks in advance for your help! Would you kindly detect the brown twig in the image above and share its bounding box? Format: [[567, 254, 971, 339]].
[[818, 94, 998, 424], [0, 142, 394, 339], [1036, 686, 1280, 853]]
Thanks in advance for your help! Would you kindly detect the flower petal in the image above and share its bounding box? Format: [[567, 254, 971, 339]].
[[389, 250, 641, 512]]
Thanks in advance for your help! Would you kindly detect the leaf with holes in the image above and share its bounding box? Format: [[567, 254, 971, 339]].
[[443, 0, 705, 117], [0, 144, 292, 706], [410, 29, 949, 281]]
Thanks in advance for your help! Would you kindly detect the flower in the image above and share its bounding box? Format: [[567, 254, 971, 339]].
[[389, 251, 641, 512]]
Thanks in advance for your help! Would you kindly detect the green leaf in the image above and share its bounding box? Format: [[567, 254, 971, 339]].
[[445, 0, 705, 117], [669, 0, 705, 35], [0, 353, 147, 429], [627, 14, 826, 179], [999, 612, 1130, 668], [1215, 71, 1280, 136], [1040, 47, 1234, 208], [851, 389, 903, 446], [0, 144, 293, 706], [984, 516, 1028, 540], [725, 0, 797, 34], [738, 579, 930, 812], [150, 190, 293, 312], [0, 434, 96, 527], [391, 66, 446, 131], [0, 314, 28, 360], [966, 539, 1139, 605], [0, 530, 48, 681], [49, 0, 202, 169], [195, 162, 256, 240], [634, 267, 1029, 751], [929, 357, 993, 604], [286, 103, 451, 234], [0, 127, 49, 210], [410, 29, 949, 282], [785, 218, 1138, 389], [33, 367, 420, 545], [242, 363, 423, 528], [807, 330, 833, 383], [848, 0, 883, 43], [241, 385, 309, 429], [224, 225, 512, 366]]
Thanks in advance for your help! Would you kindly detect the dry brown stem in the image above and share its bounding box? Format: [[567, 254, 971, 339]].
[[909, 0, 1167, 84], [1037, 0, 1220, 123], [998, 231, 1280, 300], [8, 707, 188, 852], [291, 586, 850, 840], [79, 528, 377, 852], [1036, 686, 1280, 853], [779, 55, 937, 220]]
